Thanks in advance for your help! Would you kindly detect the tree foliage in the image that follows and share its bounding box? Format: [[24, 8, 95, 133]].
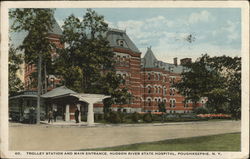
[[9, 9, 56, 92], [55, 9, 113, 93], [174, 54, 241, 119], [9, 44, 24, 96], [54, 9, 132, 111]]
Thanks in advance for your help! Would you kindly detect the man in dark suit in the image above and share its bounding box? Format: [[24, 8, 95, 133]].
[[75, 107, 80, 123]]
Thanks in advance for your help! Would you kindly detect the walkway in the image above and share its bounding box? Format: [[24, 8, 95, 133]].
[[9, 120, 240, 151]]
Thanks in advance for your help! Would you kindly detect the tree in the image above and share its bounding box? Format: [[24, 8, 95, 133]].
[[9, 44, 24, 96], [54, 9, 132, 113], [55, 9, 113, 93], [10, 9, 56, 123], [175, 54, 241, 119], [158, 102, 166, 122]]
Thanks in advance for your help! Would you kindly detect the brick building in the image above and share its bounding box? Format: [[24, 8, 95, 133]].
[[23, 21, 204, 114]]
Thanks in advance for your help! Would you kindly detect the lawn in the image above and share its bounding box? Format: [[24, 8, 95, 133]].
[[85, 133, 240, 151]]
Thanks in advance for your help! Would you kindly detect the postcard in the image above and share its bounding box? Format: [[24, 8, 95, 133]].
[[1, 1, 249, 159]]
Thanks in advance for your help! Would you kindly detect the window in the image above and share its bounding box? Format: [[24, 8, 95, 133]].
[[170, 88, 175, 96], [117, 55, 120, 61], [120, 40, 124, 46], [184, 101, 188, 108], [154, 86, 157, 93], [147, 86, 151, 94], [148, 99, 152, 106], [170, 77, 176, 84], [117, 39, 124, 47], [163, 76, 166, 82], [155, 98, 157, 105], [170, 99, 176, 108], [148, 73, 151, 80], [163, 87, 167, 96], [122, 74, 126, 79], [158, 87, 161, 93]]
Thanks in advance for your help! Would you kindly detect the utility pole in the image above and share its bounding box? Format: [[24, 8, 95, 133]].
[[44, 62, 47, 93], [37, 53, 42, 124]]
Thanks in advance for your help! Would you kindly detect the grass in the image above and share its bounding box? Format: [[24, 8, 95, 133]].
[[84, 133, 240, 151]]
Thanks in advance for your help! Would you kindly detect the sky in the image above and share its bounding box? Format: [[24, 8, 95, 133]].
[[11, 8, 241, 64]]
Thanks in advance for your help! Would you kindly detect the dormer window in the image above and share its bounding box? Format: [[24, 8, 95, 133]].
[[117, 39, 125, 47]]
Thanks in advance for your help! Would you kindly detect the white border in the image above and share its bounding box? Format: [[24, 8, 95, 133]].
[[1, 1, 249, 159]]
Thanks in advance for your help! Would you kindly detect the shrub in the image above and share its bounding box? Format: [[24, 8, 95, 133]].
[[131, 112, 140, 123], [108, 111, 122, 123], [152, 114, 162, 121], [94, 114, 104, 121], [193, 107, 209, 114], [143, 113, 152, 123]]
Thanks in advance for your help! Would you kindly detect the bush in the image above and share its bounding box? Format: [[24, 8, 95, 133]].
[[152, 114, 162, 121], [108, 111, 122, 123], [193, 107, 209, 114], [143, 113, 152, 123], [94, 114, 104, 121], [131, 112, 140, 123]]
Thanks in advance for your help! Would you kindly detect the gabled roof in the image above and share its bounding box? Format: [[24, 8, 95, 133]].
[[48, 18, 63, 35], [142, 47, 184, 74], [143, 47, 158, 68], [106, 28, 140, 53], [41, 86, 76, 98]]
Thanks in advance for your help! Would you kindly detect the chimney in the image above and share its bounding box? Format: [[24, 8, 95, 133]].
[[180, 58, 192, 65], [174, 57, 178, 66]]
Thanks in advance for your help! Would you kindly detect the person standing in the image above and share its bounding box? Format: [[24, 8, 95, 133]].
[[29, 107, 35, 124], [53, 109, 57, 122], [74, 108, 80, 123], [48, 110, 53, 123]]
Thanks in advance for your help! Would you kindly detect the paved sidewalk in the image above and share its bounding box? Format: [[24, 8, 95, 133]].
[[9, 120, 240, 151]]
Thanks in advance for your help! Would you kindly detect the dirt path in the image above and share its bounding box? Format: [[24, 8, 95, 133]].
[[9, 120, 240, 151]]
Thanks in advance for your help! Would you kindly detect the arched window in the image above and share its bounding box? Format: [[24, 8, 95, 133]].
[[158, 98, 161, 103], [158, 87, 161, 93], [147, 73, 151, 80], [155, 98, 158, 105], [154, 86, 157, 93], [122, 74, 126, 79], [148, 99, 152, 106], [170, 89, 173, 96], [147, 86, 151, 94], [170, 99, 176, 108], [163, 87, 167, 95]]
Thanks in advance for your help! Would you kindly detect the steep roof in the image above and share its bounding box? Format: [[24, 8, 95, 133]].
[[41, 86, 76, 98], [142, 47, 184, 74], [143, 47, 158, 68], [48, 18, 63, 35], [106, 28, 140, 53]]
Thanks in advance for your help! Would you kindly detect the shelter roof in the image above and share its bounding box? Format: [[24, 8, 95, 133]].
[[41, 86, 76, 98]]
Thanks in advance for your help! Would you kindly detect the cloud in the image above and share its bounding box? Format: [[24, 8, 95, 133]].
[[188, 10, 214, 24]]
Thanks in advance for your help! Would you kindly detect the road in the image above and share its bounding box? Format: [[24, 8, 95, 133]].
[[9, 120, 240, 151]]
